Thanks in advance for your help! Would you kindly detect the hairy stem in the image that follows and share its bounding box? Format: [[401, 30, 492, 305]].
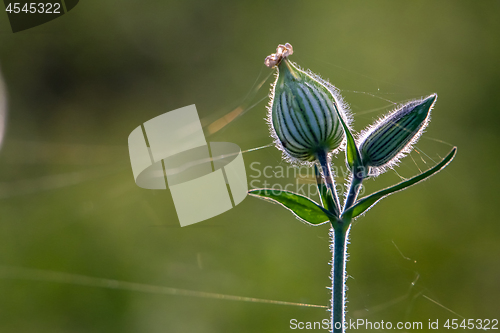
[[343, 174, 363, 214], [317, 151, 341, 216], [330, 224, 349, 333]]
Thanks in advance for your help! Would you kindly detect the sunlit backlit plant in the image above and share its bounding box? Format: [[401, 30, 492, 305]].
[[249, 43, 456, 333]]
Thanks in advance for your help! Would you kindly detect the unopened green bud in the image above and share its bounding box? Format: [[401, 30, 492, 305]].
[[358, 94, 436, 175], [265, 43, 350, 162]]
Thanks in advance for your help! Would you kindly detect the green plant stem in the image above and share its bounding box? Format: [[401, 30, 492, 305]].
[[343, 174, 363, 215], [317, 151, 341, 216], [330, 223, 349, 333], [330, 171, 364, 333]]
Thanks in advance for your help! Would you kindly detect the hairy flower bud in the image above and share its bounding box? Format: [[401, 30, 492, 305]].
[[266, 43, 350, 163], [358, 94, 436, 175]]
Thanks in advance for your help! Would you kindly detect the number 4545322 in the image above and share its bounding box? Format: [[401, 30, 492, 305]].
[[444, 318, 498, 330], [5, 3, 61, 14]]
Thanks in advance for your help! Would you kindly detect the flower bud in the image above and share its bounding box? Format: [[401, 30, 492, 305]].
[[265, 43, 350, 162], [358, 94, 436, 175]]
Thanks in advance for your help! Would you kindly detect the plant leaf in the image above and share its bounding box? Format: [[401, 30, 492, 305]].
[[332, 103, 361, 170], [314, 165, 338, 217], [344, 147, 457, 219], [248, 189, 332, 225]]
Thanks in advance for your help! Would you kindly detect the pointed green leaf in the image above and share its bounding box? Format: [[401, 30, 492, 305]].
[[314, 165, 338, 217], [332, 103, 361, 170], [248, 189, 332, 225], [344, 147, 457, 219]]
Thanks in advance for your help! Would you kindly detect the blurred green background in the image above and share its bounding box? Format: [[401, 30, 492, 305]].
[[0, 1, 499, 332]]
